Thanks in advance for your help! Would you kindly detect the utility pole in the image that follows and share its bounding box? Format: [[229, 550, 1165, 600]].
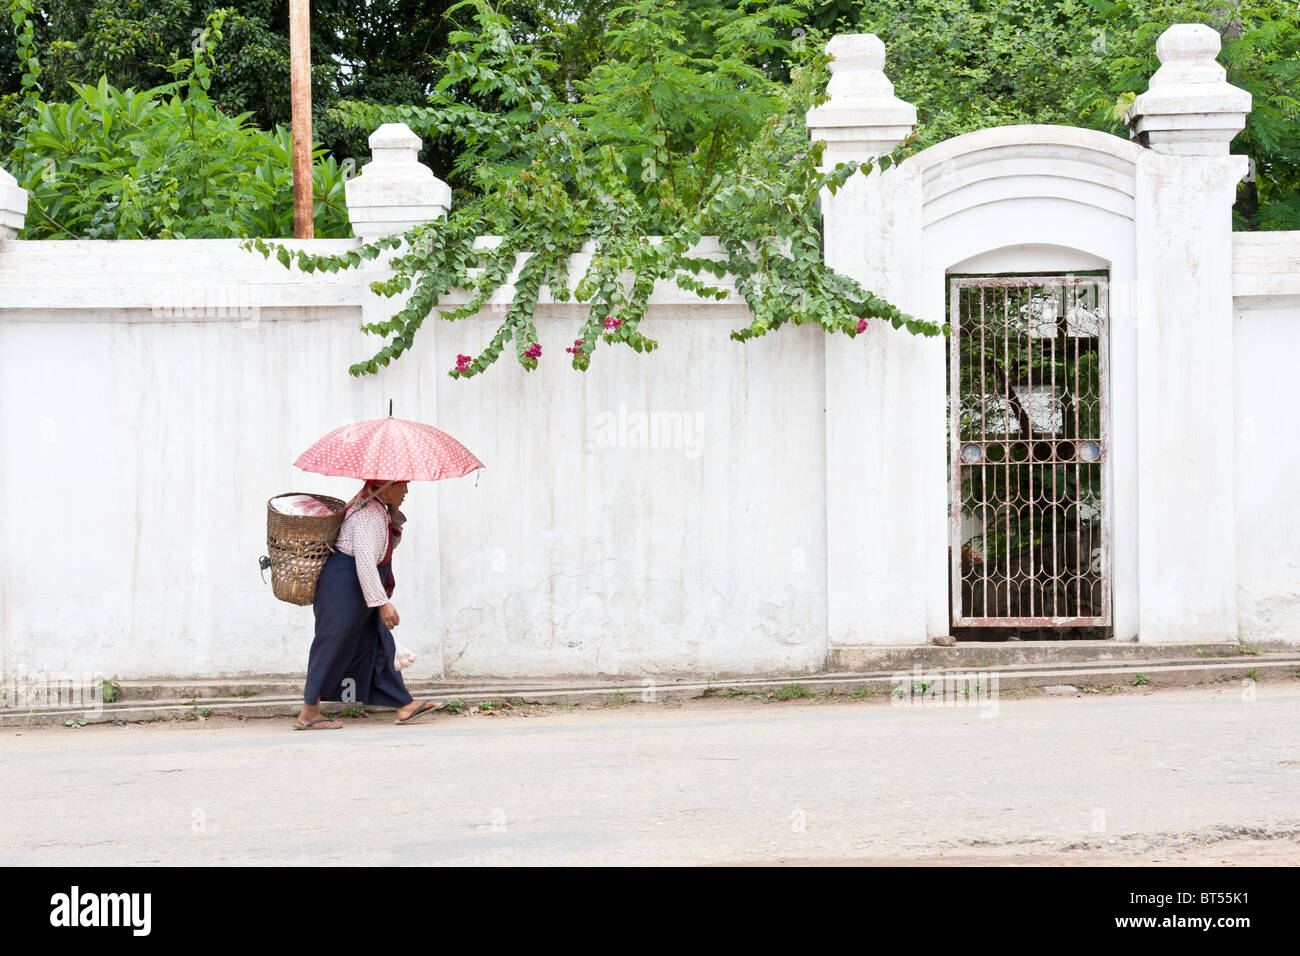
[[290, 0, 314, 238]]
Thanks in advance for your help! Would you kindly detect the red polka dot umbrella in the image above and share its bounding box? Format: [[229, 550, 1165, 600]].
[[294, 412, 484, 482]]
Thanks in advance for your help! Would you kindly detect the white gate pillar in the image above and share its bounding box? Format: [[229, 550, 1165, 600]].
[[0, 165, 28, 239], [808, 36, 947, 647], [1129, 24, 1251, 641], [342, 123, 452, 660]]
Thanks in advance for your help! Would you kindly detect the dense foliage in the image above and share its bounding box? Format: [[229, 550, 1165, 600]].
[[5, 0, 1298, 376], [848, 0, 1300, 229], [5, 6, 352, 237], [7, 1, 1298, 230], [248, 0, 941, 379], [0, 0, 615, 195]]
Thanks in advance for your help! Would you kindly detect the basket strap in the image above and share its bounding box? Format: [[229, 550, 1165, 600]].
[[327, 486, 388, 554]]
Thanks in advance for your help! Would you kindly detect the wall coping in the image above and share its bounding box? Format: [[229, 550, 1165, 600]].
[[906, 124, 1148, 173], [0, 236, 749, 320]]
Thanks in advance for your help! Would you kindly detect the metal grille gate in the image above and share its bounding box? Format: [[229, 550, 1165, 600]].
[[949, 276, 1111, 629]]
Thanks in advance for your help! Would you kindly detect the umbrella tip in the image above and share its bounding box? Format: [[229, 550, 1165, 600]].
[[389, 399, 393, 417]]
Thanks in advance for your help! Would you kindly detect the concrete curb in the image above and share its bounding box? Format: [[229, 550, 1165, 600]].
[[827, 640, 1248, 670], [5, 654, 1297, 728], [15, 643, 1281, 703]]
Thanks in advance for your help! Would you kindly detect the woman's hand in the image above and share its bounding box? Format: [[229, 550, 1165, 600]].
[[380, 603, 400, 629]]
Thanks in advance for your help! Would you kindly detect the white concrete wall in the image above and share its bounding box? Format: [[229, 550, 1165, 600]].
[[1232, 232, 1300, 644], [4, 37, 1300, 678], [0, 238, 830, 678]]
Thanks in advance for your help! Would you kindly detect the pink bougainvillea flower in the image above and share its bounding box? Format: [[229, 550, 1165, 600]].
[[604, 316, 623, 330], [565, 338, 584, 355], [455, 353, 472, 371], [525, 342, 542, 359], [856, 319, 869, 334]]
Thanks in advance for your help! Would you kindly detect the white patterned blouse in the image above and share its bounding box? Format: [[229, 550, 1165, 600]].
[[333, 498, 392, 608]]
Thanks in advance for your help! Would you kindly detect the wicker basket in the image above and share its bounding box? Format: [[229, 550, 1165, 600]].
[[264, 493, 348, 606]]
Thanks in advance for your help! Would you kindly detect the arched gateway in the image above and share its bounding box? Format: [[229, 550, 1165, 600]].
[[809, 26, 1252, 646]]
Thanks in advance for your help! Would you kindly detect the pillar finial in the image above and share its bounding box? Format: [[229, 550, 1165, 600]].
[[1128, 23, 1251, 156], [806, 34, 917, 162], [344, 122, 452, 239]]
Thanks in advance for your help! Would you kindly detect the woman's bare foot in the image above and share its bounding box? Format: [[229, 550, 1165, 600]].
[[296, 703, 342, 730], [395, 699, 441, 722]]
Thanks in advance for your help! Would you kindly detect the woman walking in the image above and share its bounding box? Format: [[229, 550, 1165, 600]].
[[294, 479, 441, 729]]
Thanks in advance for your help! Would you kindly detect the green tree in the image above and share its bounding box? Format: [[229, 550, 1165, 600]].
[[7, 7, 352, 238], [1, 1, 625, 197]]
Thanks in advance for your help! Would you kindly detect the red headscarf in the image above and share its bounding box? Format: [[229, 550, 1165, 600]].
[[354, 479, 407, 543], [351, 478, 399, 512]]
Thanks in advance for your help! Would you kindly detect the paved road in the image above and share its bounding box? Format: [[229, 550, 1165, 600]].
[[4, 685, 1298, 865]]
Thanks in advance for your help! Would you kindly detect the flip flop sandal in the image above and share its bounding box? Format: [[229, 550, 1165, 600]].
[[394, 700, 443, 724], [293, 716, 343, 731]]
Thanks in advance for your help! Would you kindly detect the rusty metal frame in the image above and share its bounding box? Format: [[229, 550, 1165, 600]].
[[948, 275, 1112, 629]]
